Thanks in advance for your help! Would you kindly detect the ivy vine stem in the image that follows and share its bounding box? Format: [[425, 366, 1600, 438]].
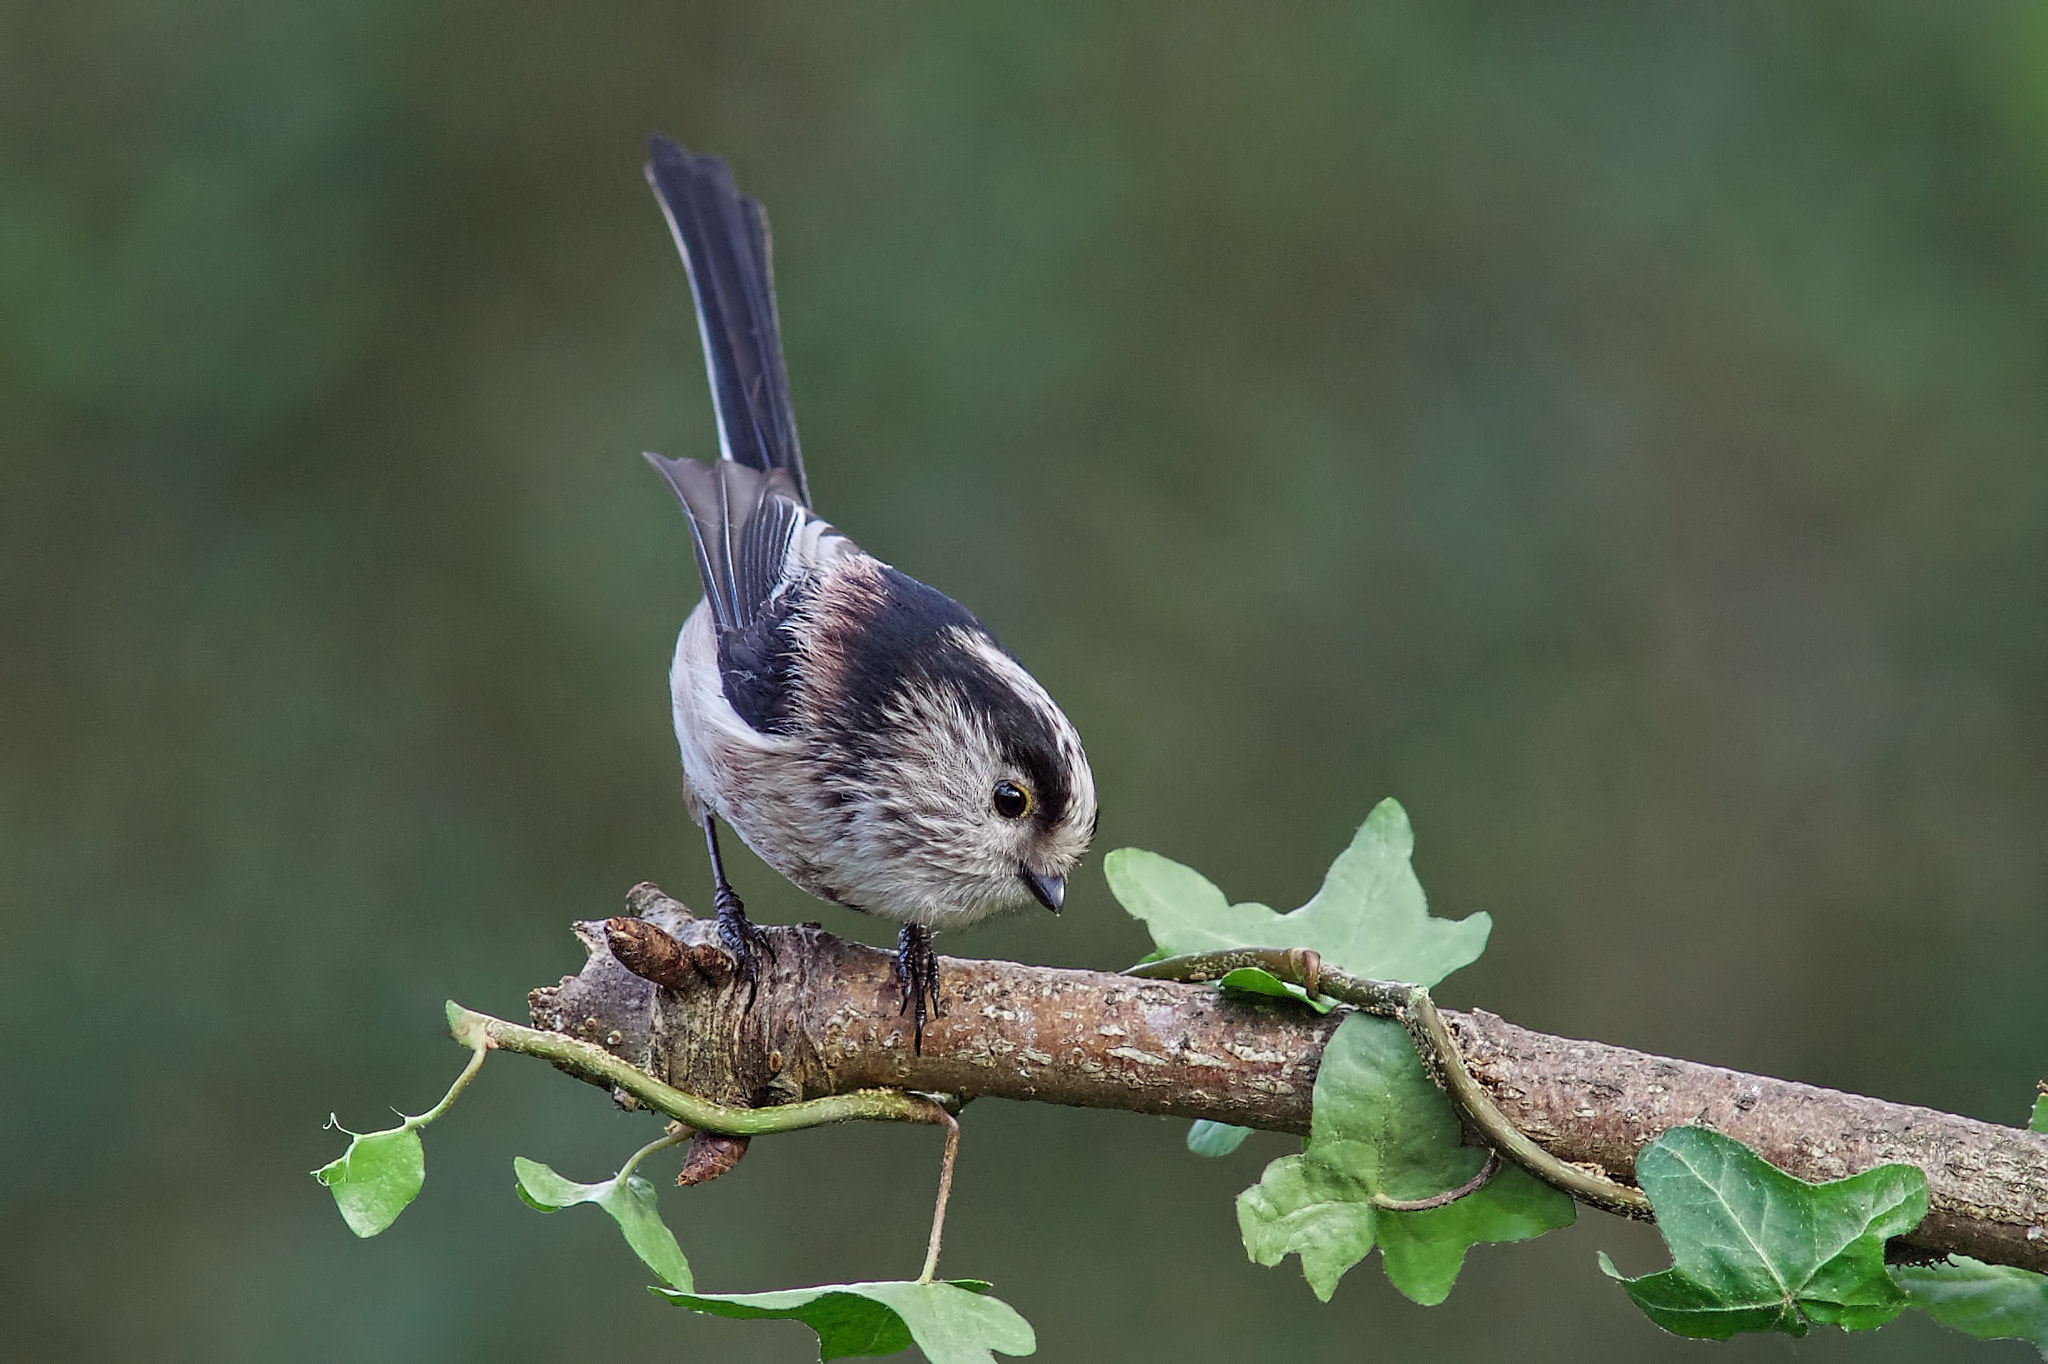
[[1125, 951, 1653, 1218], [617, 1127, 692, 1183], [917, 1108, 962, 1285], [1395, 978, 1651, 1218], [446, 1001, 955, 1136], [1373, 1150, 1502, 1212], [404, 1032, 489, 1131]]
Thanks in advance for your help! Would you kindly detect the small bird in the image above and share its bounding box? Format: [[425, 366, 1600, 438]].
[[640, 135, 1097, 1048]]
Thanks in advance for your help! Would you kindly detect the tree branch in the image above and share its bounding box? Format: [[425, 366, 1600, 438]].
[[518, 884, 2048, 1272]]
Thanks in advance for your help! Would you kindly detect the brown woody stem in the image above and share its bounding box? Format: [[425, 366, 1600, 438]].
[[509, 884, 2048, 1272]]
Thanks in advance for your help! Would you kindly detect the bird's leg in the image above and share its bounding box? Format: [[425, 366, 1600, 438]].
[[702, 812, 773, 1006], [894, 923, 943, 1054]]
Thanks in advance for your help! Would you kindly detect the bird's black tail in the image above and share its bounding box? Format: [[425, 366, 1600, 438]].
[[645, 135, 811, 507]]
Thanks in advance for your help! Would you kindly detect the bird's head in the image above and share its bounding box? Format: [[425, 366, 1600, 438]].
[[800, 565, 1097, 929]]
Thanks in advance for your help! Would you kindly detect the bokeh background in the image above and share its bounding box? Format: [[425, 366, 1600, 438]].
[[5, 4, 2045, 1359]]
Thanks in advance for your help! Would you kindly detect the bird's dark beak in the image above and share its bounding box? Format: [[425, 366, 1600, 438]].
[[1019, 868, 1065, 913]]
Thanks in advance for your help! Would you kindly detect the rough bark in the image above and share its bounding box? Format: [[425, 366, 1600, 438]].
[[528, 884, 2048, 1272]]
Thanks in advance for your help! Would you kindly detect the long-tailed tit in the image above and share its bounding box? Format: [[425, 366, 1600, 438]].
[[640, 136, 1097, 1048]]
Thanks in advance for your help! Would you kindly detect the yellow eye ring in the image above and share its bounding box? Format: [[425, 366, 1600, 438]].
[[992, 781, 1031, 819]]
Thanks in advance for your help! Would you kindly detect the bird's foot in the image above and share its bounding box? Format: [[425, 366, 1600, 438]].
[[714, 886, 774, 1008], [895, 924, 943, 1054]]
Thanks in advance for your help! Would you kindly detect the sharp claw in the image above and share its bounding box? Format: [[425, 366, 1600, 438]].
[[894, 926, 942, 1054], [714, 892, 770, 1011]]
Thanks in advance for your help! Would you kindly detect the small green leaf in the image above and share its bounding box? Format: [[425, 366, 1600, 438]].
[[1601, 1126, 1928, 1340], [1235, 1013, 1574, 1303], [314, 1038, 487, 1240], [1187, 1121, 1254, 1158], [1893, 1254, 2048, 1356], [314, 1122, 424, 1238], [514, 1155, 692, 1290], [656, 1280, 1035, 1363], [1216, 967, 1337, 1014], [2031, 1094, 2046, 1135], [1107, 799, 1490, 989]]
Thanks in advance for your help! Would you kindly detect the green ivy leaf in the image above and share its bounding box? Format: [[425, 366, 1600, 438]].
[[655, 1279, 1034, 1363], [1107, 798, 1489, 989], [313, 1121, 424, 1238], [1187, 1121, 1253, 1158], [514, 1156, 693, 1290], [1111, 801, 1489, 1158], [1600, 1126, 1927, 1340], [1893, 1255, 2048, 1356], [1239, 1151, 1377, 1297], [1375, 1159, 1583, 1306], [2031, 1094, 2046, 1134], [1236, 1013, 1574, 1304]]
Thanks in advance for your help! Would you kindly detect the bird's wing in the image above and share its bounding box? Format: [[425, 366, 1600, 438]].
[[644, 454, 806, 636], [645, 135, 811, 507]]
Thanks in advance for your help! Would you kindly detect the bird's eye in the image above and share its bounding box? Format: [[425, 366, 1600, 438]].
[[992, 781, 1031, 820]]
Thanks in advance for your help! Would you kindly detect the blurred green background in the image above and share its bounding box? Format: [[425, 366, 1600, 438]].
[[5, 4, 2045, 1359]]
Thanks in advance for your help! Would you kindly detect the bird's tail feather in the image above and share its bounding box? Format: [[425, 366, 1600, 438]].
[[645, 135, 811, 507]]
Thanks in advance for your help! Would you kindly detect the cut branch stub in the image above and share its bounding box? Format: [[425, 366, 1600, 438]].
[[677, 1132, 750, 1186], [607, 914, 732, 991], [606, 915, 694, 990]]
